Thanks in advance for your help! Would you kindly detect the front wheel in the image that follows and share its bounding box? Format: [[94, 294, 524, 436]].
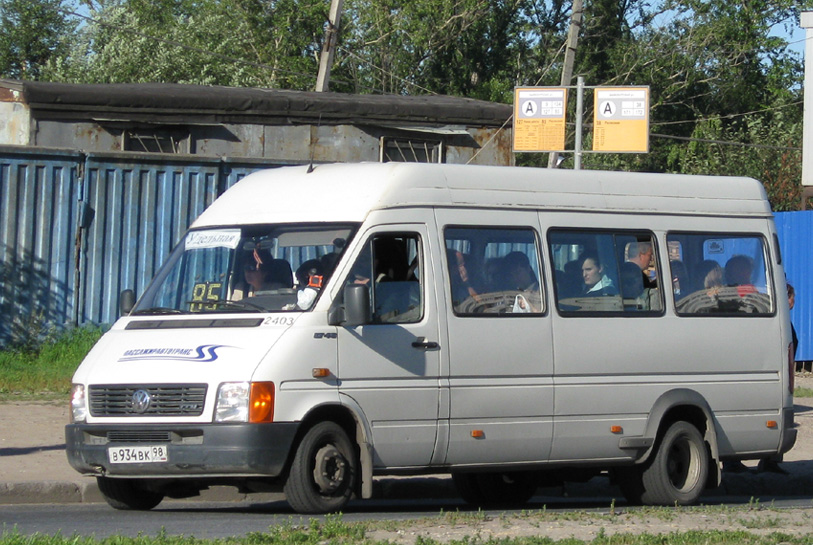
[[284, 421, 357, 514], [96, 477, 164, 510], [620, 421, 709, 506]]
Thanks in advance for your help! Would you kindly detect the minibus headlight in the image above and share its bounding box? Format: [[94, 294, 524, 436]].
[[70, 384, 87, 423], [215, 382, 250, 422]]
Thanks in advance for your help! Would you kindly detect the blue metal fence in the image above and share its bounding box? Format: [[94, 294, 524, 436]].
[[775, 211, 813, 362], [0, 146, 294, 346], [0, 147, 82, 345]]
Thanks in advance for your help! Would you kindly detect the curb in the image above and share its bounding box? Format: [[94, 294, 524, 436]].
[[0, 481, 102, 505]]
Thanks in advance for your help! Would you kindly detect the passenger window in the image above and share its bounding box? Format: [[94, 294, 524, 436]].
[[667, 233, 774, 315], [444, 227, 544, 315], [549, 229, 662, 315], [345, 233, 423, 323]]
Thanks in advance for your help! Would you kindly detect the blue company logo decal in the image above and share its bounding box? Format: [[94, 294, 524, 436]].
[[118, 344, 232, 363]]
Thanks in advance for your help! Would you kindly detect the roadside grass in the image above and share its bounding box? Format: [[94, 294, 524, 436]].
[[794, 387, 813, 398], [0, 325, 104, 400], [2, 513, 813, 545]]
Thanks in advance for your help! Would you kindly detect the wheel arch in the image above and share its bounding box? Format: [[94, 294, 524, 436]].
[[640, 389, 720, 469], [287, 400, 374, 499]]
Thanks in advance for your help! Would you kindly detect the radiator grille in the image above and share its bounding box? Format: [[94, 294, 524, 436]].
[[89, 384, 207, 416], [106, 430, 172, 443]]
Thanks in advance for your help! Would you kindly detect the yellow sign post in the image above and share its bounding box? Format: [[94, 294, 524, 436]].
[[513, 87, 568, 152], [592, 87, 649, 153]]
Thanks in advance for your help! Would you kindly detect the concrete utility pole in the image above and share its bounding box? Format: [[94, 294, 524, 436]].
[[315, 0, 345, 92], [801, 11, 813, 209], [548, 0, 583, 168]]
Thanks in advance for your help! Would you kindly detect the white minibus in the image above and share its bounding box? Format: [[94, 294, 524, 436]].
[[66, 162, 796, 513]]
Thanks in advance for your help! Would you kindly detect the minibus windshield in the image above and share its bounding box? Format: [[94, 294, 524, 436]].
[[131, 224, 356, 315]]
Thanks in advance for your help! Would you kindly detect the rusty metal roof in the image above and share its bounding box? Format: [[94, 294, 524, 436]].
[[0, 79, 512, 127]]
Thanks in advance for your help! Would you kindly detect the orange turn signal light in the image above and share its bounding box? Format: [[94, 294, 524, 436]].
[[610, 425, 623, 434], [249, 382, 275, 423], [471, 430, 485, 439], [766, 420, 778, 429], [312, 368, 331, 378]]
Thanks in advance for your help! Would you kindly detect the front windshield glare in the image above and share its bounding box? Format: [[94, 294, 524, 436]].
[[133, 224, 355, 315]]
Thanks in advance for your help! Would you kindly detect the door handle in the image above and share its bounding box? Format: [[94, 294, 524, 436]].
[[411, 337, 439, 350]]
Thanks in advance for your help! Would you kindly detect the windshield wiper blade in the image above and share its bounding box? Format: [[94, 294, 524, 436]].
[[184, 300, 265, 313], [131, 307, 186, 315]]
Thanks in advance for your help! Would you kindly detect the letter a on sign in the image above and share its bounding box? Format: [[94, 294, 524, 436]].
[[593, 87, 649, 152]]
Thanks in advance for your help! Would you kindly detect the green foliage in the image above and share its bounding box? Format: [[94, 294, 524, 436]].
[[794, 387, 813, 398], [0, 324, 104, 396], [44, 0, 327, 88], [0, 0, 76, 79], [1, 0, 812, 205]]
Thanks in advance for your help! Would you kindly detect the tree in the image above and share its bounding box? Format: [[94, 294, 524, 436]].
[[43, 0, 327, 88], [0, 0, 76, 79], [339, 0, 534, 100]]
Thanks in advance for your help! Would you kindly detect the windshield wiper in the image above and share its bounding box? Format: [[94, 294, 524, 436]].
[[184, 299, 265, 313], [131, 307, 186, 316]]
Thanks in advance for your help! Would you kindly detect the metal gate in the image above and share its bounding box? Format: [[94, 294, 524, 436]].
[[0, 145, 297, 346]]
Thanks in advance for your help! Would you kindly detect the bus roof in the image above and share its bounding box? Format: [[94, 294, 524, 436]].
[[191, 163, 772, 228]]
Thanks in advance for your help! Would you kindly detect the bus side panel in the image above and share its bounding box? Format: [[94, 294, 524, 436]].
[[544, 214, 787, 463]]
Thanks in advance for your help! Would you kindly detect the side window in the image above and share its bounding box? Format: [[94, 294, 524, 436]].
[[345, 233, 422, 323], [668, 233, 773, 315], [444, 227, 544, 315], [549, 229, 662, 315]]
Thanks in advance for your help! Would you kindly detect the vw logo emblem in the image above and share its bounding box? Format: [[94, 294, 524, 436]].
[[131, 389, 152, 414]]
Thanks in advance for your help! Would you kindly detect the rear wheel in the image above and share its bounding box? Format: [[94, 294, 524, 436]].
[[284, 421, 357, 514], [96, 477, 164, 510], [619, 421, 709, 506]]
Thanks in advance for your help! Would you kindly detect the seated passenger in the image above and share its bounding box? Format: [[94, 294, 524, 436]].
[[627, 241, 657, 288], [693, 259, 723, 293], [620, 261, 644, 298], [581, 254, 616, 296], [501, 251, 540, 312], [448, 250, 480, 307], [295, 259, 323, 310], [557, 259, 583, 299], [296, 259, 323, 289], [724, 254, 757, 296]]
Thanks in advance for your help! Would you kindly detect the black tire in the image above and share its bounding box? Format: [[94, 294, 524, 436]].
[[452, 471, 538, 507], [284, 421, 357, 514], [96, 477, 163, 510], [640, 421, 709, 505], [614, 466, 645, 505]]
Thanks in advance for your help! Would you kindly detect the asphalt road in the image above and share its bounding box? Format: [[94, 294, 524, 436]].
[[3, 495, 813, 539]]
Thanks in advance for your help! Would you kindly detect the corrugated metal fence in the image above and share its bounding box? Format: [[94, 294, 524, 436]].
[[0, 145, 297, 346], [775, 210, 813, 362], [2, 144, 812, 362]]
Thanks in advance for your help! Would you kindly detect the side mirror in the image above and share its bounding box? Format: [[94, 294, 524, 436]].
[[120, 289, 136, 315], [330, 283, 371, 327]]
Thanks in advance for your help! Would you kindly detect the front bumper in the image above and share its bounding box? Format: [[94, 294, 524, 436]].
[[65, 421, 299, 477]]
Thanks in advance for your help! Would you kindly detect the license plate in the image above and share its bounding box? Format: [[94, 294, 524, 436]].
[[107, 445, 168, 464]]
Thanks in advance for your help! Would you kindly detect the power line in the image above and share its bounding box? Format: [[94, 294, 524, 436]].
[[655, 100, 803, 127], [650, 133, 800, 151]]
